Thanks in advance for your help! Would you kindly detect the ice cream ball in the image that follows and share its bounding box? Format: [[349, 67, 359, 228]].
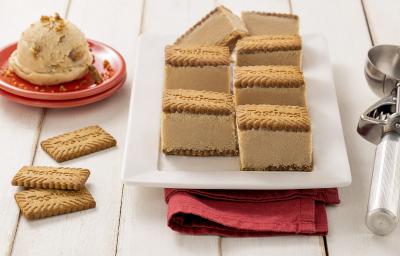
[[9, 13, 93, 86]]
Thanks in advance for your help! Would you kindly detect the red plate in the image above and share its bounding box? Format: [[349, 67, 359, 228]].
[[0, 39, 126, 100], [0, 74, 126, 108]]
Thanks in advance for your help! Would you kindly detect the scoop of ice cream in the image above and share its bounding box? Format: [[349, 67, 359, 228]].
[[9, 14, 93, 86]]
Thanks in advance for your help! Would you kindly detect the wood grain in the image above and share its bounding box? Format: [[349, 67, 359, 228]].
[[1, 0, 398, 255], [0, 1, 69, 255], [141, 0, 215, 35], [291, 0, 399, 255], [11, 0, 143, 255], [363, 0, 400, 45]]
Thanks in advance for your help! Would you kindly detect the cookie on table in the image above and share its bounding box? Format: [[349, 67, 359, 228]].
[[175, 5, 248, 51], [161, 89, 238, 156], [15, 188, 96, 220], [164, 45, 230, 93], [233, 65, 306, 106], [236, 104, 312, 171], [236, 35, 302, 66], [12, 166, 90, 190], [241, 12, 299, 35], [41, 125, 116, 163]]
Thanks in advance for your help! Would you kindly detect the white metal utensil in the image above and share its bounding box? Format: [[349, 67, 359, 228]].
[[358, 44, 400, 235]]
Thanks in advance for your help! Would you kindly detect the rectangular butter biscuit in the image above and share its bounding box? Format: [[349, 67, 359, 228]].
[[15, 188, 96, 220], [41, 125, 116, 163], [12, 166, 90, 190]]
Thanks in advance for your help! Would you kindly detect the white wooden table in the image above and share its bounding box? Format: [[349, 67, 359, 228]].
[[0, 0, 399, 255]]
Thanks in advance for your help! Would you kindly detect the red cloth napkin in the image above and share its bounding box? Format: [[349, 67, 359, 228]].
[[165, 188, 339, 237]]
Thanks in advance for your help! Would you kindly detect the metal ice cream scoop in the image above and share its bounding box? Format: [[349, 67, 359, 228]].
[[358, 45, 400, 235]]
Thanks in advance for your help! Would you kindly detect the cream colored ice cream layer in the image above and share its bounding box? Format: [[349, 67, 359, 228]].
[[234, 87, 306, 106], [164, 66, 230, 93], [237, 51, 301, 66], [9, 15, 93, 85], [161, 113, 238, 155], [238, 130, 312, 171], [241, 12, 299, 35]]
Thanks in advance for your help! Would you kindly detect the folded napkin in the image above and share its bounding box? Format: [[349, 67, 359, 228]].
[[165, 188, 339, 237]]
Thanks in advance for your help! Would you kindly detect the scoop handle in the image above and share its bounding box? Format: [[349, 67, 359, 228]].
[[366, 132, 400, 235]]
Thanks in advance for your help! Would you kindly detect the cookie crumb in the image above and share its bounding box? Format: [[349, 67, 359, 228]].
[[88, 65, 103, 84], [101, 60, 115, 80]]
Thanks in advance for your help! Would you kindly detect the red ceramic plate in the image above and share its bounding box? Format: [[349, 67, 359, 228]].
[[0, 74, 126, 108], [0, 39, 126, 100]]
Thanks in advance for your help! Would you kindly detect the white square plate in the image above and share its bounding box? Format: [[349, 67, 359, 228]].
[[121, 34, 351, 189]]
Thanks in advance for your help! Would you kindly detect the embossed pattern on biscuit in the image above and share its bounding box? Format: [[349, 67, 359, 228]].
[[236, 104, 310, 131], [41, 125, 116, 163], [15, 188, 96, 219], [12, 166, 90, 190], [234, 66, 304, 88], [165, 45, 230, 67], [236, 35, 302, 54], [163, 89, 235, 116]]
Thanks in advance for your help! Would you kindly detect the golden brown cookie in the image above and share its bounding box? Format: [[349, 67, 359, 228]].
[[165, 45, 230, 67], [15, 188, 96, 220], [41, 125, 116, 163], [162, 89, 235, 116], [234, 66, 304, 88], [236, 104, 310, 131], [236, 35, 302, 54], [12, 166, 90, 190]]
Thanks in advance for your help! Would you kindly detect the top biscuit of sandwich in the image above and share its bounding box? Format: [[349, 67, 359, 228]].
[[236, 104, 310, 132], [236, 35, 302, 54], [234, 65, 304, 88], [162, 89, 234, 116], [165, 45, 230, 67]]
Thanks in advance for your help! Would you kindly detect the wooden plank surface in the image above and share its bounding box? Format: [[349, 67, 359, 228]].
[[291, 0, 400, 255], [363, 0, 400, 45], [1, 0, 399, 255], [0, 1, 69, 255], [10, 0, 143, 255], [116, 1, 220, 256], [217, 0, 324, 255]]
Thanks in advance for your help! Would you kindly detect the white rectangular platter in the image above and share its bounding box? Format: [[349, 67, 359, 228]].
[[121, 34, 351, 189]]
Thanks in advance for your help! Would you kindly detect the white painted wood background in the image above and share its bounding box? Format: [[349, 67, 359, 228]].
[[0, 0, 398, 255]]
